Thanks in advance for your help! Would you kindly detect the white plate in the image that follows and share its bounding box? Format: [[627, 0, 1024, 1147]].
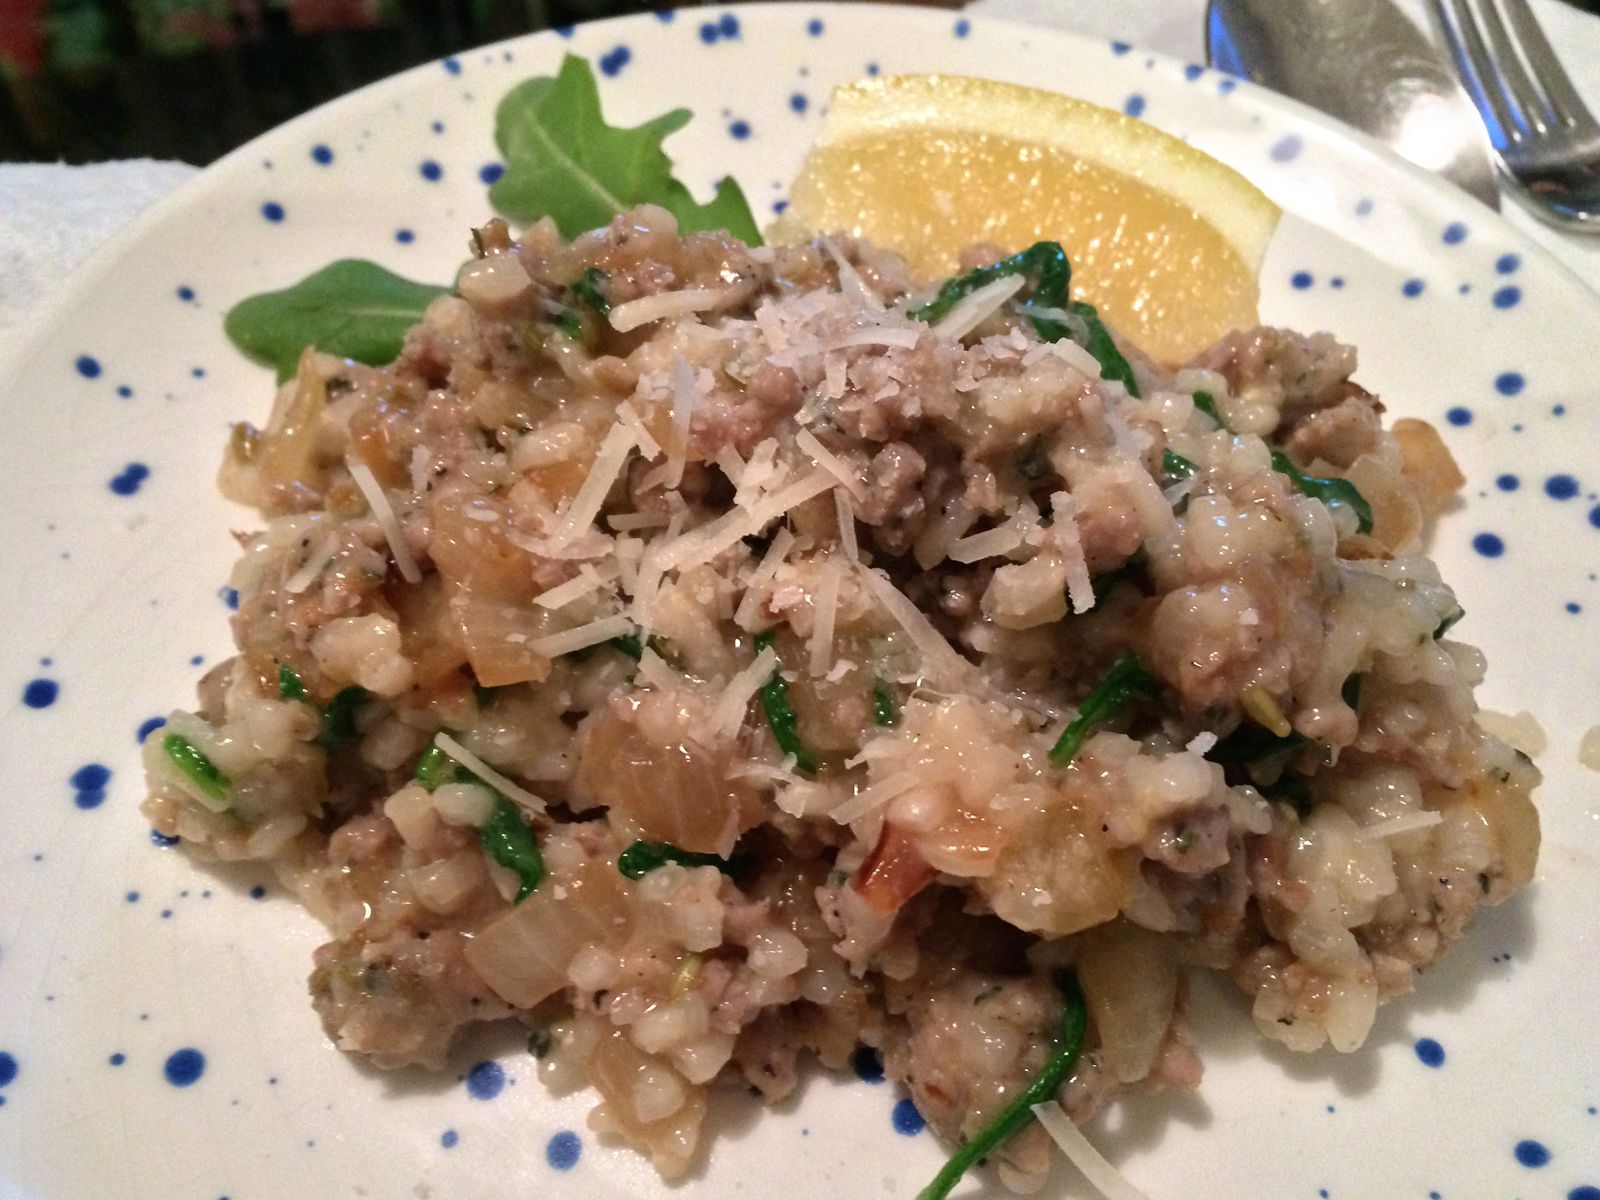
[[2, 6, 1598, 1198]]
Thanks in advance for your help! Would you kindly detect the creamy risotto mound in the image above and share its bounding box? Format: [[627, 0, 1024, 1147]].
[[143, 206, 1540, 1189]]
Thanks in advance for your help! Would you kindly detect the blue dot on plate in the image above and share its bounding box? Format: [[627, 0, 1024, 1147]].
[[1546, 474, 1579, 501], [719, 12, 738, 36], [1446, 407, 1471, 427], [71, 763, 110, 810], [790, 93, 808, 113], [163, 1048, 205, 1087], [807, 17, 823, 35], [441, 1129, 459, 1149], [75, 354, 101, 378], [729, 119, 751, 140], [699, 21, 719, 43], [0, 1052, 17, 1087], [547, 1130, 582, 1170], [852, 1046, 885, 1084], [953, 17, 970, 36], [598, 45, 631, 77], [1270, 133, 1303, 162], [150, 829, 180, 847], [110, 462, 151, 496], [442, 57, 460, 74], [1442, 221, 1468, 244], [1473, 532, 1505, 557], [1291, 271, 1313, 290], [1493, 285, 1522, 309], [419, 160, 443, 182], [1184, 63, 1204, 81], [1217, 77, 1237, 95], [431, 120, 444, 134], [891, 1097, 926, 1135], [261, 202, 284, 222], [395, 228, 415, 244], [220, 586, 239, 610], [23, 679, 59, 709], [1495, 371, 1525, 396], [1566, 602, 1582, 614], [1123, 93, 1146, 117], [465, 1060, 505, 1100], [1414, 1037, 1445, 1067], [311, 144, 332, 165], [116, 385, 132, 397], [109, 1053, 125, 1067], [1569, 1187, 1600, 1200], [176, 286, 195, 302], [1496, 473, 1519, 491], [1355, 197, 1374, 216], [1402, 278, 1425, 298], [1514, 1139, 1550, 1168], [1496, 252, 1521, 274], [125, 891, 139, 903], [479, 162, 504, 185], [1111, 39, 1131, 55]]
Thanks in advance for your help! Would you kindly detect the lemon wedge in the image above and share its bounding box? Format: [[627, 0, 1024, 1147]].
[[773, 74, 1281, 365]]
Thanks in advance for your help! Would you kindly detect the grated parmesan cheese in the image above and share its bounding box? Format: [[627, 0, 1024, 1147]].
[[432, 732, 547, 815], [931, 273, 1028, 340], [833, 489, 859, 564], [830, 770, 922, 825], [1051, 491, 1096, 615], [857, 566, 970, 684], [347, 460, 423, 583], [1031, 1102, 1152, 1200], [734, 527, 796, 628], [615, 403, 662, 459], [823, 236, 885, 312], [608, 287, 724, 333], [796, 428, 865, 498], [949, 520, 1026, 564], [284, 531, 340, 595], [533, 564, 611, 610], [714, 443, 747, 487], [409, 445, 432, 495], [606, 511, 669, 532], [1185, 731, 1219, 756], [913, 497, 977, 569], [1354, 810, 1445, 841], [526, 614, 632, 658], [709, 646, 779, 740], [543, 422, 637, 549], [808, 556, 843, 677]]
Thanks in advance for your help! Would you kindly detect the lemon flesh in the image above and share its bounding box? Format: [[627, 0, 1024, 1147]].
[[775, 74, 1282, 365]]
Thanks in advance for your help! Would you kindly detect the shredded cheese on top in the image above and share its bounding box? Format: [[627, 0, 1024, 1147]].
[[284, 531, 340, 595], [526, 614, 632, 659], [931, 273, 1028, 341], [830, 769, 922, 825], [808, 556, 843, 677], [795, 428, 865, 498], [708, 645, 780, 741], [857, 566, 970, 685], [1031, 1102, 1152, 1200], [346, 460, 423, 583], [432, 732, 548, 815], [543, 422, 637, 550], [834, 489, 859, 563], [608, 287, 724, 333], [1051, 491, 1096, 615], [1354, 810, 1445, 841]]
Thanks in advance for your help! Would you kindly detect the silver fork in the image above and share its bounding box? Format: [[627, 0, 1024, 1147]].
[[1429, 0, 1600, 231]]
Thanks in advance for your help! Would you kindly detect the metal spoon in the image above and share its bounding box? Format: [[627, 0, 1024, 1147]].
[[1207, 0, 1502, 209]]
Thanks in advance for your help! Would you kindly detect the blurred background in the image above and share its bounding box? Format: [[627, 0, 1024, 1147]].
[[0, 0, 958, 162]]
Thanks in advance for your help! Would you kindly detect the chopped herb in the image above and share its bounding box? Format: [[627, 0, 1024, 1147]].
[[1341, 674, 1363, 710], [1192, 389, 1223, 426], [528, 1029, 554, 1059], [414, 745, 453, 790], [609, 631, 644, 661], [1090, 546, 1149, 598], [915, 973, 1088, 1200], [1016, 438, 1051, 482], [1270, 450, 1374, 535], [616, 840, 740, 880], [754, 631, 819, 774], [473, 684, 501, 708], [1067, 299, 1141, 397], [1434, 605, 1465, 639], [571, 267, 611, 316], [277, 664, 307, 701], [479, 794, 545, 902], [871, 678, 898, 728], [1262, 772, 1314, 815], [163, 733, 230, 803], [317, 686, 368, 748], [908, 241, 1070, 325], [555, 307, 584, 340], [1205, 723, 1309, 765], [1049, 652, 1157, 765], [1161, 448, 1197, 484]]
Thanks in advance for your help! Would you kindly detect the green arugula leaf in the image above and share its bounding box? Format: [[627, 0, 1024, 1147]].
[[224, 259, 450, 381], [489, 54, 761, 244]]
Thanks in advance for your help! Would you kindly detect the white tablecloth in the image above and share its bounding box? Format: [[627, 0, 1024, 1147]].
[[2, 0, 1598, 338]]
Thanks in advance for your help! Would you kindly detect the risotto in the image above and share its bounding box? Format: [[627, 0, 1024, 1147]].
[[142, 204, 1540, 1192]]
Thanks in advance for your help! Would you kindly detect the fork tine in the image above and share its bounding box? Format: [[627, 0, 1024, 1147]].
[[1464, 0, 1545, 136], [1431, 0, 1520, 149], [1497, 0, 1599, 132]]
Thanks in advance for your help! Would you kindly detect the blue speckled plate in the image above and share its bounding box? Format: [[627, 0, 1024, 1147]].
[[2, 6, 1598, 1198]]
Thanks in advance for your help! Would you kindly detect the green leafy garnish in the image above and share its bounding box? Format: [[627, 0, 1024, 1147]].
[[1270, 450, 1374, 535], [871, 678, 898, 728], [609, 631, 645, 661], [277, 665, 307, 701], [163, 733, 230, 803], [1206, 723, 1309, 765], [1161, 448, 1197, 484], [1435, 605, 1465, 639], [489, 54, 761, 244], [1049, 652, 1158, 766], [916, 974, 1088, 1200], [754, 630, 819, 775], [528, 1029, 554, 1059], [224, 260, 451, 381], [616, 840, 740, 880], [317, 686, 367, 748], [413, 744, 453, 790], [571, 267, 611, 316], [1016, 439, 1051, 482], [554, 307, 584, 340], [1192, 389, 1223, 426], [1067, 299, 1141, 396], [479, 794, 545, 902]]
